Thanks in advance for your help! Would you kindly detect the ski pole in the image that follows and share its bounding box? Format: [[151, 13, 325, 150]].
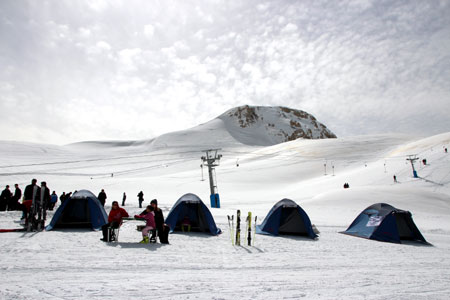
[[247, 212, 252, 246]]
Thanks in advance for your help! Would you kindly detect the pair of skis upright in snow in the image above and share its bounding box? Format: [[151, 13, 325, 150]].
[[27, 194, 47, 232], [227, 210, 257, 246]]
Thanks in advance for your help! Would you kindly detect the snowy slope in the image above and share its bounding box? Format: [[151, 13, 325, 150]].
[[78, 105, 336, 150], [0, 132, 450, 299]]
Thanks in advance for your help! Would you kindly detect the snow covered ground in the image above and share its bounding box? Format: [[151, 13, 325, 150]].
[[1, 132, 450, 299]]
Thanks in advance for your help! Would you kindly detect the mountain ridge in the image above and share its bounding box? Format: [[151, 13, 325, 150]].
[[218, 105, 336, 146], [58, 105, 337, 149]]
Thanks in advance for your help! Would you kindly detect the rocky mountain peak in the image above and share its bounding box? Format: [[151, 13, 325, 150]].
[[220, 105, 336, 145]]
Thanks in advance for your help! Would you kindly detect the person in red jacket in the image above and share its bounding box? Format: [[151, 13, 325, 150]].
[[101, 201, 129, 241]]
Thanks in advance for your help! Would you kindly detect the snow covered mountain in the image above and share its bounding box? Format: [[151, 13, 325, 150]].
[[218, 105, 336, 145], [149, 105, 336, 149]]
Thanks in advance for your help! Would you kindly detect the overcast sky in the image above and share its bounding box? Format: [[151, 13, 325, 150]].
[[1, 0, 449, 145]]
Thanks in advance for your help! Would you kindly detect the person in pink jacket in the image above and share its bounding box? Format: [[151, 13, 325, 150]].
[[135, 205, 156, 243]]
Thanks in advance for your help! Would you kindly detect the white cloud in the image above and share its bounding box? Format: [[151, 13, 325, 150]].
[[112, 76, 147, 94], [96, 41, 111, 51], [257, 3, 270, 11], [0, 82, 14, 92], [86, 0, 109, 12], [143, 24, 155, 37], [282, 23, 298, 33], [118, 48, 142, 71], [195, 6, 214, 23], [0, 0, 449, 144], [194, 30, 204, 40], [78, 27, 92, 38]]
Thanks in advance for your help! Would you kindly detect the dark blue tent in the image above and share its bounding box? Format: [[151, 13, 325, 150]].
[[256, 199, 318, 239], [165, 193, 221, 235], [46, 190, 108, 231], [341, 203, 428, 244]]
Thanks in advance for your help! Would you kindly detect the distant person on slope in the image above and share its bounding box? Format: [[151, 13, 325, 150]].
[[101, 201, 129, 241], [137, 191, 144, 208], [122, 192, 126, 206], [98, 189, 107, 207]]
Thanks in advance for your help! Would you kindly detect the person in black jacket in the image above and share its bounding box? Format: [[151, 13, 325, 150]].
[[38, 181, 51, 225], [137, 191, 144, 208], [10, 184, 22, 210], [98, 189, 107, 207], [150, 199, 169, 244], [0, 185, 12, 211], [22, 179, 39, 219]]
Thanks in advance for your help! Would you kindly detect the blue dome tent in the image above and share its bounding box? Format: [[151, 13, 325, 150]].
[[341, 203, 429, 244], [165, 193, 221, 235], [256, 199, 318, 239], [46, 190, 108, 231]]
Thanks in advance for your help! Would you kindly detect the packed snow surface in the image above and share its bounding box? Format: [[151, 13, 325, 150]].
[[1, 132, 450, 299]]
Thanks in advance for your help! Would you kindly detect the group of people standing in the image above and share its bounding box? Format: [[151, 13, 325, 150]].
[[0, 179, 57, 214], [97, 189, 145, 210], [2, 179, 168, 242], [0, 184, 22, 211]]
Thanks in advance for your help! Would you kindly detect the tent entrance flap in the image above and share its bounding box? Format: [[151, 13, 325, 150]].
[[394, 212, 424, 241], [55, 198, 92, 228], [174, 203, 208, 232], [278, 207, 308, 235]]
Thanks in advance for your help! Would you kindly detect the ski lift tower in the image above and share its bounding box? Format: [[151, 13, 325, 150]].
[[406, 155, 419, 178], [201, 149, 222, 208]]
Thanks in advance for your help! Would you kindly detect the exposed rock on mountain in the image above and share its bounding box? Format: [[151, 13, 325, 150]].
[[218, 105, 336, 146]]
